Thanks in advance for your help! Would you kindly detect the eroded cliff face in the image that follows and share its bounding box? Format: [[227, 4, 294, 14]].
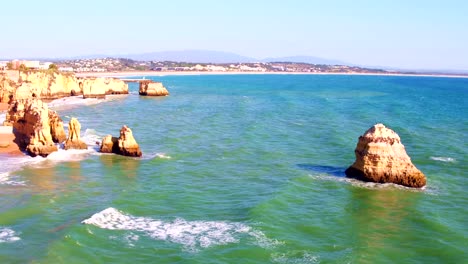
[[0, 74, 16, 103], [345, 123, 426, 188], [64, 117, 88, 150], [18, 71, 81, 100], [100, 125, 142, 157], [6, 98, 58, 157], [0, 71, 128, 102], [80, 77, 128, 99], [139, 80, 169, 96]]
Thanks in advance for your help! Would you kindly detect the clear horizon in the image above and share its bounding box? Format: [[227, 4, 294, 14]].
[[2, 0, 467, 71]]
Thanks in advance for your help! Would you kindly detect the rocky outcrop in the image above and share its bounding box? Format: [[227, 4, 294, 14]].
[[100, 135, 118, 154], [64, 117, 88, 150], [80, 77, 128, 99], [139, 80, 169, 96], [100, 125, 142, 157], [345, 123, 426, 188], [49, 110, 66, 143], [7, 98, 58, 157]]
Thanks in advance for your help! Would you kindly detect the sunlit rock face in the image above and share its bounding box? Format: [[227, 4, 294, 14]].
[[64, 117, 88, 150], [345, 123, 426, 188], [139, 80, 169, 96]]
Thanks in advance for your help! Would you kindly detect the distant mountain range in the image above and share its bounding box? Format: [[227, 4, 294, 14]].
[[3, 50, 467, 74], [60, 50, 348, 65]]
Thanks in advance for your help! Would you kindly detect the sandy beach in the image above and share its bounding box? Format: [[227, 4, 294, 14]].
[[75, 70, 468, 79], [0, 103, 23, 156], [0, 126, 22, 156]]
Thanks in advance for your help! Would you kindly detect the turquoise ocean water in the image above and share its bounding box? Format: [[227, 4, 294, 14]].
[[0, 74, 466, 263]]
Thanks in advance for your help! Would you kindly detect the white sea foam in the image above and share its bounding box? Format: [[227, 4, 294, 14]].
[[46, 148, 94, 162], [430, 156, 456, 163], [141, 152, 172, 160], [48, 96, 103, 110], [0, 227, 20, 243], [0, 172, 26, 186], [271, 251, 320, 264], [309, 174, 426, 192], [83, 207, 277, 251]]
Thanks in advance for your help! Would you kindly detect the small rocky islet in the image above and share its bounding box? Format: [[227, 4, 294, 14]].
[[1, 71, 425, 187]]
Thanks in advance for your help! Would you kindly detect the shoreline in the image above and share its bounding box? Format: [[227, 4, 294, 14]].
[[0, 126, 23, 156], [75, 70, 468, 79]]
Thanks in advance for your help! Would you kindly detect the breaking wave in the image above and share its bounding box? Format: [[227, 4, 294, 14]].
[[0, 227, 20, 243], [83, 207, 279, 251]]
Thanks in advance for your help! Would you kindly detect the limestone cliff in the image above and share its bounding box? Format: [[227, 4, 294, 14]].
[[139, 80, 169, 96], [80, 77, 128, 99], [0, 74, 16, 103], [18, 71, 80, 100], [64, 117, 88, 150], [99, 126, 142, 157], [7, 98, 58, 157], [345, 123, 426, 188], [0, 71, 128, 102]]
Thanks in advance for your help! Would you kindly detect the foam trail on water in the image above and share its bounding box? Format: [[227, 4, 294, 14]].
[[141, 152, 172, 160], [0, 227, 20, 243], [83, 207, 278, 251], [309, 173, 428, 192], [430, 156, 456, 163], [0, 172, 26, 186]]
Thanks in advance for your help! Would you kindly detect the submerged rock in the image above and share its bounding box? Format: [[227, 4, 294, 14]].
[[345, 123, 426, 188], [139, 80, 169, 96], [64, 117, 88, 150], [100, 126, 142, 157]]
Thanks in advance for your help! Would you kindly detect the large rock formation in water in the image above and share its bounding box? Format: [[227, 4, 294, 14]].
[[0, 71, 128, 103], [345, 123, 426, 188], [6, 98, 58, 157], [139, 80, 169, 96], [100, 125, 142, 157], [49, 110, 66, 143], [64, 117, 88, 150]]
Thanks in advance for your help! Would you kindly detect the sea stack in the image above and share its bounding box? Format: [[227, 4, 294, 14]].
[[139, 80, 169, 96], [345, 123, 426, 188], [64, 117, 88, 150], [100, 125, 142, 157], [6, 98, 58, 157], [49, 110, 67, 143]]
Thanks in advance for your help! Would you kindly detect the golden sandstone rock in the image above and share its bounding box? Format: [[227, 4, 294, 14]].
[[139, 80, 169, 96], [49, 110, 66, 143], [100, 126, 142, 157], [0, 71, 128, 103], [345, 123, 426, 188], [8, 98, 58, 157], [64, 118, 88, 150]]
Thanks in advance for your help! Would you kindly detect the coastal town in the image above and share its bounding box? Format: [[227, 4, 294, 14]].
[[0, 57, 394, 74]]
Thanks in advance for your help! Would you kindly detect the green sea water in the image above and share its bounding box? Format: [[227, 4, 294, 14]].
[[0, 74, 466, 263]]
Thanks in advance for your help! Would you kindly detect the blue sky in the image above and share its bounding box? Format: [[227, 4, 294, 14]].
[[2, 0, 467, 70]]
